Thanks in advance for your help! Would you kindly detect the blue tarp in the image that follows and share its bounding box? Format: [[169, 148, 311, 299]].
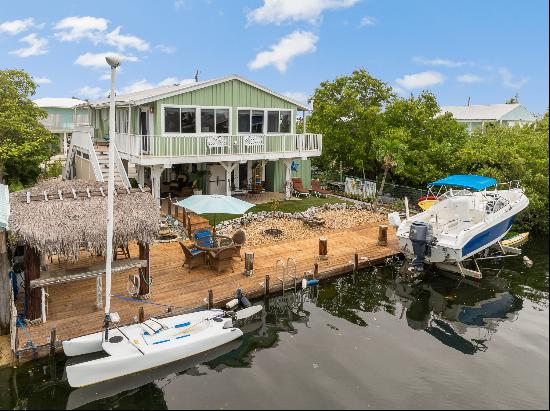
[[429, 175, 497, 191]]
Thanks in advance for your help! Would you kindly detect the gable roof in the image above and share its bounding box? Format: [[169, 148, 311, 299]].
[[440, 103, 536, 121], [34, 98, 87, 109], [85, 75, 309, 110]]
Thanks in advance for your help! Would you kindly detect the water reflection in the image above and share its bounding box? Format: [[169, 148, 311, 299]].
[[1, 236, 547, 410]]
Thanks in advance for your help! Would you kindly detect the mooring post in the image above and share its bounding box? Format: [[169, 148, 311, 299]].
[[354, 253, 359, 272], [314, 263, 319, 278], [138, 306, 145, 323], [319, 237, 328, 260], [167, 195, 172, 217], [378, 225, 388, 246], [208, 289, 214, 309], [264, 274, 270, 296], [49, 327, 56, 356], [244, 251, 254, 277]]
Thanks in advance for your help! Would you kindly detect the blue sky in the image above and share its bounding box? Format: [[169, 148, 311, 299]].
[[1, 0, 548, 113]]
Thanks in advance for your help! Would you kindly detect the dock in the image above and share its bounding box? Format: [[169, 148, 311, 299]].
[[12, 223, 398, 363]]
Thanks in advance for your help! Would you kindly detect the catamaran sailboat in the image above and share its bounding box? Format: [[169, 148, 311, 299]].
[[390, 175, 529, 278]]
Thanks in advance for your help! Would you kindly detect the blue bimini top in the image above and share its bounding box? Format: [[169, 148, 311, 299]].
[[429, 175, 497, 191]]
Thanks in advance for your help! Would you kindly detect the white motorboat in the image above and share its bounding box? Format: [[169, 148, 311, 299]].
[[390, 175, 529, 278], [64, 305, 262, 387]]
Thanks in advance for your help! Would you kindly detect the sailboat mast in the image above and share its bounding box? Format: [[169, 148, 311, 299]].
[[105, 57, 120, 317]]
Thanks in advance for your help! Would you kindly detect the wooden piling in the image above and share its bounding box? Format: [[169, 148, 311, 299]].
[[354, 253, 359, 272], [49, 327, 56, 356], [264, 274, 270, 296], [314, 263, 319, 278], [167, 196, 172, 217], [319, 237, 328, 260], [208, 289, 213, 309], [378, 225, 388, 246], [138, 307, 145, 323], [244, 251, 254, 276]]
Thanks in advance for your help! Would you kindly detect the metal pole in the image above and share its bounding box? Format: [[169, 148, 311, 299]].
[[105, 58, 120, 318]]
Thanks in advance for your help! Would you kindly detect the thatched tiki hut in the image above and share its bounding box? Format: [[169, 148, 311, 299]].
[[8, 179, 160, 321]]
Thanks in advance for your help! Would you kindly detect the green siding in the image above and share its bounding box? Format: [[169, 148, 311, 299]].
[[266, 159, 312, 193], [154, 79, 298, 135]]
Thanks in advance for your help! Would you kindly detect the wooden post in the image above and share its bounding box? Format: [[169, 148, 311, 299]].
[[354, 253, 359, 272], [313, 263, 319, 278], [24, 246, 42, 321], [0, 230, 11, 335], [208, 289, 213, 309], [319, 237, 328, 260], [187, 215, 192, 239], [138, 306, 145, 323], [378, 225, 388, 246], [138, 243, 151, 297], [264, 274, 270, 296], [49, 327, 56, 356], [167, 195, 172, 217], [244, 251, 254, 276]]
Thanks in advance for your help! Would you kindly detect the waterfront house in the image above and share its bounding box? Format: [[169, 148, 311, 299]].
[[34, 98, 90, 156], [440, 103, 536, 133], [66, 75, 322, 202]]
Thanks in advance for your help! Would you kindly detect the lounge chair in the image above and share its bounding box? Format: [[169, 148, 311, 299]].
[[310, 179, 331, 197], [291, 178, 310, 198], [179, 241, 207, 272], [230, 230, 246, 260], [208, 247, 235, 274]]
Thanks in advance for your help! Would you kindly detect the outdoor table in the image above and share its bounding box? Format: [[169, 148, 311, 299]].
[[194, 235, 234, 251]]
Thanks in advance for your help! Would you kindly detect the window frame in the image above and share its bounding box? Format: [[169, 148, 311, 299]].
[[236, 107, 294, 134], [161, 104, 232, 135]]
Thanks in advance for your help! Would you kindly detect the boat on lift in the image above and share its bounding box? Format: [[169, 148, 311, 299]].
[[390, 175, 529, 278]]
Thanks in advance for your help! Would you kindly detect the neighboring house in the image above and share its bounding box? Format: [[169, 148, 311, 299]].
[[34, 98, 90, 156], [65, 74, 322, 201], [440, 103, 536, 133]]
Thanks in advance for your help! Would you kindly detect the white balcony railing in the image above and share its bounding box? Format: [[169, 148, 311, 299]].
[[40, 114, 91, 131], [114, 133, 322, 161]]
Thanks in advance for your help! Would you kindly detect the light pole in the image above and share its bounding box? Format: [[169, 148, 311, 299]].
[[104, 55, 120, 338]]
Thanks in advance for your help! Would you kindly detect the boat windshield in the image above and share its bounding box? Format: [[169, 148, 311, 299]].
[[438, 188, 473, 200]]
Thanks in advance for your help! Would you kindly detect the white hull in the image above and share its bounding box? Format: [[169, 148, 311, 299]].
[[397, 188, 528, 264]]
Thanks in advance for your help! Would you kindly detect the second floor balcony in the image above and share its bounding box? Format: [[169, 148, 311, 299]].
[[113, 133, 322, 165]]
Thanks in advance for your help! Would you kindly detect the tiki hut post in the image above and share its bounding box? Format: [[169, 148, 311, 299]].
[[0, 229, 10, 334], [24, 246, 42, 321], [138, 242, 151, 297]]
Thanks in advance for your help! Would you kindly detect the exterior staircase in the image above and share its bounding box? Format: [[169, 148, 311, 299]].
[[95, 146, 125, 186]]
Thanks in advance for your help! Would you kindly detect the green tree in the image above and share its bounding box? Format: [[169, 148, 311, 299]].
[[307, 69, 394, 178], [454, 115, 549, 233], [0, 69, 56, 187]]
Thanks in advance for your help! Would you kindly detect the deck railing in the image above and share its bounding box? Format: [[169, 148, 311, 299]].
[[40, 114, 90, 131], [114, 133, 322, 159]]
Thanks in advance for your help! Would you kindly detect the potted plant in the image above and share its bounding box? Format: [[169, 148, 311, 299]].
[[192, 168, 210, 195]]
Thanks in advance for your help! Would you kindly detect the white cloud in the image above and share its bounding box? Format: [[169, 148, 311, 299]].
[[412, 56, 466, 68], [283, 91, 309, 104], [121, 77, 195, 94], [359, 16, 376, 26], [247, 0, 359, 24], [395, 71, 445, 89], [54, 16, 108, 43], [75, 51, 138, 69], [156, 44, 176, 54], [0, 18, 39, 35], [498, 67, 527, 89], [105, 26, 149, 51], [77, 86, 105, 99], [457, 74, 482, 84], [248, 30, 318, 73], [34, 76, 52, 85], [174, 0, 185, 10], [9, 33, 48, 57]]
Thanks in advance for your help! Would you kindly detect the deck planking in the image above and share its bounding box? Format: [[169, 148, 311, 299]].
[[16, 223, 399, 359]]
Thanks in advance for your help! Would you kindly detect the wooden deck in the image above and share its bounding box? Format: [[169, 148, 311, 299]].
[[15, 223, 399, 360]]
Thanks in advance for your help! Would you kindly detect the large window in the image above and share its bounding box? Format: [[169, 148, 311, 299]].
[[267, 110, 292, 133], [201, 109, 215, 133], [180, 108, 196, 133], [238, 109, 264, 133], [164, 107, 180, 133], [164, 106, 228, 134], [216, 109, 229, 133]]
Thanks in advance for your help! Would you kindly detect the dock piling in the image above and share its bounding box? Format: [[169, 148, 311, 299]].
[[264, 275, 270, 296], [208, 289, 214, 309], [49, 327, 56, 356], [319, 237, 328, 260], [378, 225, 388, 246], [354, 253, 359, 272], [138, 306, 145, 323]]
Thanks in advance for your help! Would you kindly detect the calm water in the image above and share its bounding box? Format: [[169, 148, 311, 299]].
[[1, 236, 548, 410]]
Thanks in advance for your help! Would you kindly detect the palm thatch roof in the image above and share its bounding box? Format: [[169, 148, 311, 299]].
[[9, 178, 160, 258]]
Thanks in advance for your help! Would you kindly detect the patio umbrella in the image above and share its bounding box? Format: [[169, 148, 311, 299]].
[[175, 195, 255, 231]]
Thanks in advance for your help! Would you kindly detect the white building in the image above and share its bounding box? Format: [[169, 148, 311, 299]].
[[440, 103, 536, 133]]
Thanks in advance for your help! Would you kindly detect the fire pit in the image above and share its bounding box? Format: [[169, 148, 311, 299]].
[[263, 228, 283, 238]]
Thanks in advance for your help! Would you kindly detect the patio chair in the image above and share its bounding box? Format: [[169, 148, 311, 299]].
[[231, 230, 246, 260], [291, 178, 310, 198], [310, 179, 332, 198], [192, 227, 213, 247], [209, 247, 235, 274], [179, 241, 207, 272]]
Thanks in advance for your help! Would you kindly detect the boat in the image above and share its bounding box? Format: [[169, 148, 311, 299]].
[[390, 175, 529, 278], [64, 305, 262, 387]]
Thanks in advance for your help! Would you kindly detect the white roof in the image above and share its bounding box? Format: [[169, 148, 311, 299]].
[[86, 74, 309, 110], [34, 98, 87, 109], [440, 103, 534, 121]]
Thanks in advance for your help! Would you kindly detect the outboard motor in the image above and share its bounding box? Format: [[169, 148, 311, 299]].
[[409, 221, 433, 272]]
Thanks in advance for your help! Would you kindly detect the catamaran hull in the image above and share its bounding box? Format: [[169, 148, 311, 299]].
[[66, 326, 242, 387]]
